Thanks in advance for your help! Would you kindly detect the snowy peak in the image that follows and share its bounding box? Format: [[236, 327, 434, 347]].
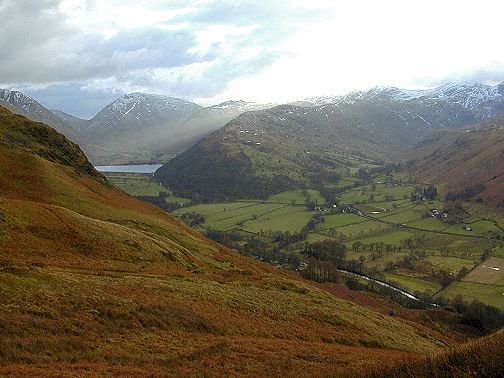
[[0, 89, 47, 117], [92, 93, 201, 124], [82, 93, 203, 159], [207, 100, 274, 113], [429, 82, 503, 109], [301, 82, 504, 110], [339, 81, 504, 110]]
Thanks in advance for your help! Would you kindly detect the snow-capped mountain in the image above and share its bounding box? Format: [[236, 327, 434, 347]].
[[301, 81, 504, 110], [0, 89, 82, 142], [87, 93, 202, 134], [78, 93, 202, 163]]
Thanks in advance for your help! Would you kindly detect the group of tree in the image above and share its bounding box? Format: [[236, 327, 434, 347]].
[[274, 214, 325, 248], [301, 239, 347, 266], [436, 295, 504, 334], [410, 185, 438, 202], [179, 212, 205, 227], [300, 257, 341, 283], [445, 183, 486, 202]]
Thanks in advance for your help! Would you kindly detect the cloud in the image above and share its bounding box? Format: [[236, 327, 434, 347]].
[[1, 0, 504, 116]]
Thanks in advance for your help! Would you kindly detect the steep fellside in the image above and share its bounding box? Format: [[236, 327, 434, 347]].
[[0, 106, 469, 375], [405, 118, 504, 207]]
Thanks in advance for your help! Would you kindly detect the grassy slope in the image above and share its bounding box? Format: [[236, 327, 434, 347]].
[[0, 107, 487, 375]]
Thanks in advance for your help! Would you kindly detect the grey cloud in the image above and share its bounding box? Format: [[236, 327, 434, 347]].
[[0, 0, 341, 116]]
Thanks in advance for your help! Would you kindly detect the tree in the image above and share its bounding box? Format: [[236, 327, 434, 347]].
[[352, 241, 363, 252], [457, 266, 469, 280], [440, 270, 455, 288], [358, 255, 366, 272]]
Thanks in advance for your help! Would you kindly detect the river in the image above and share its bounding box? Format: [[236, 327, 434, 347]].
[[336, 269, 424, 302]]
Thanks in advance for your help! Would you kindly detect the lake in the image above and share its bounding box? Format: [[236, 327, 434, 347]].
[[95, 164, 163, 174]]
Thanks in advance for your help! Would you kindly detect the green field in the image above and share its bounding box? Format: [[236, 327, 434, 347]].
[[174, 202, 288, 231], [106, 174, 167, 196], [162, 167, 504, 309], [243, 205, 316, 233], [334, 220, 392, 239], [316, 213, 363, 230], [424, 256, 475, 274], [468, 220, 504, 237], [105, 173, 191, 204], [407, 217, 449, 231], [336, 183, 416, 203], [383, 273, 441, 294], [173, 201, 317, 233], [493, 246, 504, 258]]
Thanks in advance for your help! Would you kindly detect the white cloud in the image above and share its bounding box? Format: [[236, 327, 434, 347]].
[[211, 0, 504, 102]]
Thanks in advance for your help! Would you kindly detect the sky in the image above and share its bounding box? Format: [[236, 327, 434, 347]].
[[1, 0, 504, 118]]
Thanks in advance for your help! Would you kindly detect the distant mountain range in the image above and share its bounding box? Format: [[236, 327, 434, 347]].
[[0, 89, 275, 164], [155, 82, 504, 201], [303, 81, 504, 111], [2, 81, 504, 171]]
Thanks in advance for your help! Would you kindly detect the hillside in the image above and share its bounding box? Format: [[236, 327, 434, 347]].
[[405, 117, 504, 207], [0, 105, 475, 375]]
